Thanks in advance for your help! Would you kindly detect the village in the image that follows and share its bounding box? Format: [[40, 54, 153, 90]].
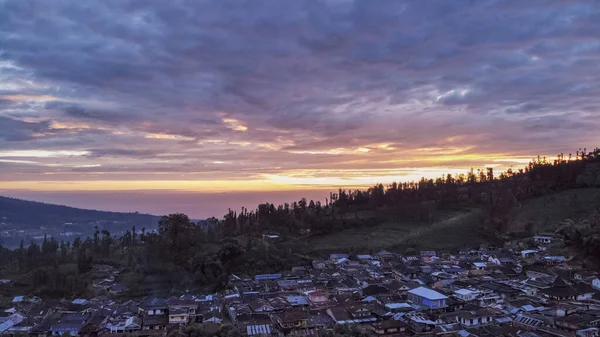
[[2, 235, 600, 337]]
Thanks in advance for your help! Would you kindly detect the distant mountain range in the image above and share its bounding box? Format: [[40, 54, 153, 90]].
[[0, 196, 159, 231]]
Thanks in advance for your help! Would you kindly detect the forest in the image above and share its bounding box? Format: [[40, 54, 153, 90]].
[[1, 147, 599, 298]]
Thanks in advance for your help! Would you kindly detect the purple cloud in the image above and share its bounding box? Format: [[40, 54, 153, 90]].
[[0, 0, 599, 187]]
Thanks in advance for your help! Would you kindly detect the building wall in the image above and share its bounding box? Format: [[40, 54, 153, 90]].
[[148, 309, 165, 315], [169, 315, 188, 324]]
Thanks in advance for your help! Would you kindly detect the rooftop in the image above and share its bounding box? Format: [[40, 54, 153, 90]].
[[408, 287, 448, 300], [455, 289, 475, 296]]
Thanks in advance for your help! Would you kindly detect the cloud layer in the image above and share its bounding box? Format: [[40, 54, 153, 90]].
[[1, 0, 599, 191]]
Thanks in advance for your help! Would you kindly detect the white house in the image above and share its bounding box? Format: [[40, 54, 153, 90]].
[[472, 262, 487, 270], [521, 250, 537, 258], [456, 309, 494, 327], [454, 289, 477, 302], [592, 277, 600, 290]]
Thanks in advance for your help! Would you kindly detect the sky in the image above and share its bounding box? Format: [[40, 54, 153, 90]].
[[1, 0, 599, 218]]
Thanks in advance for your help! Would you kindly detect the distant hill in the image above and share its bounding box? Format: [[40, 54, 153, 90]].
[[0, 196, 159, 230]]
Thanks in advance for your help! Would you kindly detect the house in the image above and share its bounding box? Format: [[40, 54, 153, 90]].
[[312, 260, 326, 270], [12, 296, 42, 304], [11, 295, 24, 303], [472, 262, 488, 270], [384, 302, 413, 313], [254, 274, 281, 282], [248, 299, 275, 313], [347, 304, 374, 320], [0, 314, 25, 335], [593, 277, 600, 290], [245, 323, 273, 336], [575, 283, 597, 301], [168, 298, 199, 323], [168, 307, 189, 325], [540, 277, 578, 301], [371, 319, 408, 336], [513, 314, 543, 329], [386, 280, 411, 293], [421, 251, 437, 262], [278, 280, 299, 291], [377, 250, 396, 261], [521, 250, 538, 258], [326, 306, 376, 324], [139, 297, 168, 316], [405, 312, 439, 335], [455, 309, 494, 327], [362, 284, 390, 297], [202, 311, 223, 324], [543, 256, 566, 265], [105, 316, 142, 333], [71, 299, 89, 306], [533, 236, 553, 244], [577, 328, 599, 337], [308, 311, 335, 330], [141, 315, 169, 331], [273, 310, 309, 330], [307, 291, 329, 306], [49, 313, 90, 336], [285, 295, 309, 307], [329, 254, 349, 262], [107, 283, 129, 295], [407, 287, 448, 309], [454, 289, 477, 302], [555, 314, 600, 331], [489, 255, 517, 266]]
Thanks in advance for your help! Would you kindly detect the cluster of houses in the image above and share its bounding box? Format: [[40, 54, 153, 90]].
[[0, 295, 222, 337], [2, 237, 600, 337]]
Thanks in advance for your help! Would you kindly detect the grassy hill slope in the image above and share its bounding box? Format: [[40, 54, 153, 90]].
[[285, 188, 600, 256], [506, 188, 600, 234]]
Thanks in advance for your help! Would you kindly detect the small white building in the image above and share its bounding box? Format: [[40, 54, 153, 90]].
[[472, 262, 487, 270], [454, 289, 477, 302], [521, 250, 537, 258], [592, 277, 600, 290], [456, 309, 494, 327]]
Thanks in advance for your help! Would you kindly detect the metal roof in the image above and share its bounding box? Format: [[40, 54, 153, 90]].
[[455, 289, 475, 295], [246, 324, 271, 336], [408, 287, 448, 300], [254, 274, 281, 281]]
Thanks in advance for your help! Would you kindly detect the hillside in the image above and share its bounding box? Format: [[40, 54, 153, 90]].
[[282, 188, 600, 256], [0, 196, 160, 248], [506, 188, 600, 234]]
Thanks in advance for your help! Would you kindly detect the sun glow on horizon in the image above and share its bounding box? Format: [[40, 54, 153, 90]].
[[0, 156, 539, 193]]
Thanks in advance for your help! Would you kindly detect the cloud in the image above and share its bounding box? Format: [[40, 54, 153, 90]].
[[86, 148, 163, 158], [0, 116, 51, 141], [1, 0, 599, 188]]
